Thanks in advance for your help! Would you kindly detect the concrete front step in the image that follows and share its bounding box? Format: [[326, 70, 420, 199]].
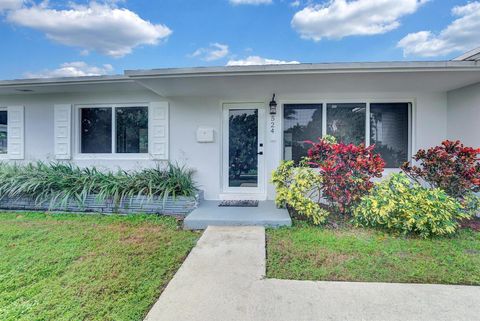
[[183, 200, 291, 230]]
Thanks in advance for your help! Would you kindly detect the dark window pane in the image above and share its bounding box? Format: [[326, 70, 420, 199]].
[[0, 111, 7, 154], [370, 103, 409, 168], [81, 108, 112, 153], [116, 107, 148, 153], [327, 103, 366, 145], [283, 104, 322, 163], [229, 109, 258, 187]]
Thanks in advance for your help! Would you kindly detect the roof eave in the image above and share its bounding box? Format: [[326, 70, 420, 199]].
[[125, 61, 480, 79], [0, 74, 131, 88], [0, 61, 479, 88]]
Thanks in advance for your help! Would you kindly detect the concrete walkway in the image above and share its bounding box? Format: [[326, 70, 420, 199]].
[[145, 226, 480, 321]]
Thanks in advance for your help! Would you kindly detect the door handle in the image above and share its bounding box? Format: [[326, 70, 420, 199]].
[[257, 152, 263, 155]]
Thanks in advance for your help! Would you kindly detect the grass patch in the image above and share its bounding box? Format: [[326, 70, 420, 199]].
[[0, 212, 200, 321], [267, 222, 480, 285]]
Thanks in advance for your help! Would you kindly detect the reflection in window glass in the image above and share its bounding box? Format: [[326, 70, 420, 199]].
[[116, 107, 148, 153], [81, 108, 112, 153], [370, 103, 409, 168], [327, 103, 366, 145], [283, 104, 322, 163], [229, 109, 258, 187], [0, 111, 6, 154]]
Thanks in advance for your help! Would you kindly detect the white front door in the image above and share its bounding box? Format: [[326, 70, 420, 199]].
[[222, 103, 265, 198]]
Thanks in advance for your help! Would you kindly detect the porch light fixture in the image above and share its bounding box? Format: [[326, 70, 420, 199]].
[[269, 94, 277, 115]]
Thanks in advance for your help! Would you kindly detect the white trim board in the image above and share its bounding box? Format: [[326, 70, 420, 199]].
[[221, 102, 266, 199], [279, 98, 415, 168], [72, 102, 157, 160]]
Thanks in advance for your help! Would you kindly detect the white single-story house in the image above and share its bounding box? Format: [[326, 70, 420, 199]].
[[0, 49, 479, 202]]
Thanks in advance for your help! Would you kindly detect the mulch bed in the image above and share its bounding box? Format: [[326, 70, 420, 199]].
[[461, 217, 480, 231], [286, 204, 352, 229], [288, 204, 480, 232]]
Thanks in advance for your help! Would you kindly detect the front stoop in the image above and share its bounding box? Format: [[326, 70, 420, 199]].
[[183, 200, 291, 230]]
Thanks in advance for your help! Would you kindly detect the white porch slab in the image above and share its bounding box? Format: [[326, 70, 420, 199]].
[[145, 226, 480, 321], [183, 200, 291, 230]]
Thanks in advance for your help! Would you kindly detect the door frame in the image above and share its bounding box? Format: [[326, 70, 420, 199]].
[[222, 102, 266, 198]]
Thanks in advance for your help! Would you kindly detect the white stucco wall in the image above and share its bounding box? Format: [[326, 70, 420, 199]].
[[0, 80, 450, 201], [447, 82, 480, 147], [0, 90, 224, 199], [414, 92, 448, 150], [0, 90, 161, 166]]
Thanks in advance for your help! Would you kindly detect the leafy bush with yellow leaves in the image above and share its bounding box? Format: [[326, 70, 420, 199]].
[[353, 173, 475, 238], [271, 160, 329, 225]]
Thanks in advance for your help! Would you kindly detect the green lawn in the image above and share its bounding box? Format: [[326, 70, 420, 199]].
[[267, 222, 480, 285], [0, 212, 200, 321]]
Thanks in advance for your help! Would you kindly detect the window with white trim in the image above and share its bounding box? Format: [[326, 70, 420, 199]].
[[79, 105, 148, 154], [370, 103, 409, 168], [283, 102, 411, 168], [327, 103, 366, 145], [0, 109, 6, 154], [283, 104, 322, 163]]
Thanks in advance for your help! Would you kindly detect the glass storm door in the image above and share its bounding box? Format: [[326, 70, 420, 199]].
[[223, 103, 265, 195]]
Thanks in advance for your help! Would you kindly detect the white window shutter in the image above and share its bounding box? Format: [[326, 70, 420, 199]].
[[54, 104, 72, 160], [7, 105, 24, 160], [149, 102, 169, 160]]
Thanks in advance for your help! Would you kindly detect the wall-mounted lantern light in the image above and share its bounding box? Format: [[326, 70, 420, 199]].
[[269, 94, 277, 115]]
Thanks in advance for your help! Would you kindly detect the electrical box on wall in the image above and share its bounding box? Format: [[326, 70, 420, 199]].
[[196, 127, 214, 143]]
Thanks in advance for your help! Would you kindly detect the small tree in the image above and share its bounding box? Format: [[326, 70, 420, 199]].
[[306, 136, 385, 214], [401, 140, 480, 199]]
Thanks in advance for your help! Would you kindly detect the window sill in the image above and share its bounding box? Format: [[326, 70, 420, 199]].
[[73, 154, 154, 161]]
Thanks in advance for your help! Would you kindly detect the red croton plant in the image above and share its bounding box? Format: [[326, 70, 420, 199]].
[[306, 137, 385, 214], [401, 140, 480, 199]]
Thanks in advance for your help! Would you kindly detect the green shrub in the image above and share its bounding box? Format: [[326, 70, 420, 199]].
[[401, 140, 480, 199], [271, 160, 329, 225], [306, 135, 385, 214], [0, 162, 197, 208], [353, 173, 474, 238]]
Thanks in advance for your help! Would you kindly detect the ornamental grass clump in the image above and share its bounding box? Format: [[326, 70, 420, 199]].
[[353, 173, 475, 238], [0, 162, 197, 209]]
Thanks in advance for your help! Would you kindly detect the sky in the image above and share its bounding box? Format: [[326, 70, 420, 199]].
[[0, 0, 479, 80]]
